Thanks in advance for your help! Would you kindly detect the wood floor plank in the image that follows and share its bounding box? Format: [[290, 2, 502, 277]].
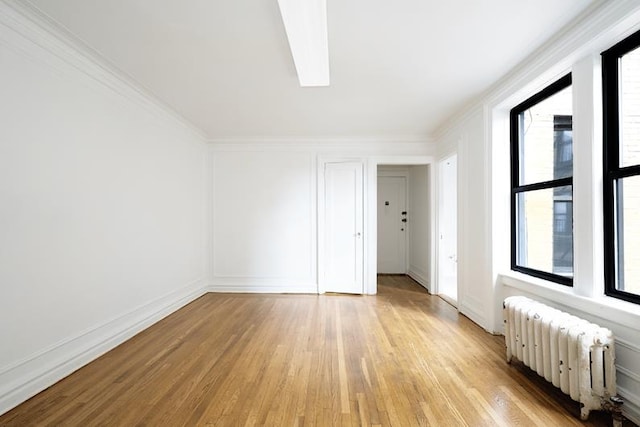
[[1, 276, 635, 426]]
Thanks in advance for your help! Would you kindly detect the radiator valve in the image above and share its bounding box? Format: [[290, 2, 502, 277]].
[[603, 395, 624, 427]]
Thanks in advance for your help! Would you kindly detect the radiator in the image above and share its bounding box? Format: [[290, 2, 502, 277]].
[[503, 296, 621, 421]]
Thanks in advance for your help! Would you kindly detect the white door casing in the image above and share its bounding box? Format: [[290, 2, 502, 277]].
[[438, 154, 458, 303], [323, 162, 364, 294], [377, 176, 407, 274]]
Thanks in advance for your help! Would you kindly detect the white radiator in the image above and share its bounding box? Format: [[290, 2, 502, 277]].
[[503, 296, 621, 421]]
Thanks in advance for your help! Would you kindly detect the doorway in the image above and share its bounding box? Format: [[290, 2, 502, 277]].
[[377, 175, 407, 274], [375, 165, 431, 293], [438, 154, 458, 304]]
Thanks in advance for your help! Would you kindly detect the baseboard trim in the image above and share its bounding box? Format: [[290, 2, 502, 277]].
[[207, 284, 318, 294], [438, 294, 458, 308], [459, 301, 488, 332], [407, 269, 430, 292], [0, 279, 206, 416], [618, 385, 640, 426]]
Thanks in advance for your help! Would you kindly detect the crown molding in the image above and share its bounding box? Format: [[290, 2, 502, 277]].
[[206, 135, 434, 145], [0, 0, 208, 141], [206, 136, 436, 155], [433, 0, 640, 139]]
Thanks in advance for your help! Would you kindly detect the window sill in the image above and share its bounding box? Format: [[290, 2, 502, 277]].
[[499, 271, 640, 331]]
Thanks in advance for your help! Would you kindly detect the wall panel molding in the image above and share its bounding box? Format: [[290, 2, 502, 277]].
[[617, 338, 640, 356], [211, 151, 317, 285], [617, 365, 640, 386]]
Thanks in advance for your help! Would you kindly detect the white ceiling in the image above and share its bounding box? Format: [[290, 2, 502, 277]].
[[28, 0, 596, 141]]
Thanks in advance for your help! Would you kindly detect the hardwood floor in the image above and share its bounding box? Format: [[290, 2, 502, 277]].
[[1, 275, 634, 426]]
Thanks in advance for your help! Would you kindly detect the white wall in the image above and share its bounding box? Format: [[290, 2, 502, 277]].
[[0, 3, 207, 415], [433, 1, 640, 423], [208, 144, 435, 294], [210, 149, 317, 292], [408, 165, 430, 290], [436, 110, 491, 327]]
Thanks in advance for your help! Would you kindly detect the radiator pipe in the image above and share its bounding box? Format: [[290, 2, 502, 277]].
[[603, 395, 624, 427]]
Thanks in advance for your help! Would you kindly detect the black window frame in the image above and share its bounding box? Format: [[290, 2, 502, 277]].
[[510, 74, 573, 286], [551, 115, 574, 273], [602, 29, 640, 305]]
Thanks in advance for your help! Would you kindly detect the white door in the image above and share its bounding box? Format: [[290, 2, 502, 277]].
[[377, 176, 407, 274], [324, 162, 364, 294], [438, 155, 458, 303]]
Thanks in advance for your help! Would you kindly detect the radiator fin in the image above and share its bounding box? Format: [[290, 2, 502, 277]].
[[504, 296, 617, 421]]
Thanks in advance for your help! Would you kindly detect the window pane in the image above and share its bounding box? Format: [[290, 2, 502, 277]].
[[516, 186, 573, 276], [616, 176, 640, 295], [518, 86, 573, 185], [620, 46, 640, 168]]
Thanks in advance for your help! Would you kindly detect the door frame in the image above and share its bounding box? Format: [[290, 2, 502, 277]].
[[318, 156, 367, 294], [377, 169, 410, 274], [367, 156, 435, 295], [435, 152, 458, 303]]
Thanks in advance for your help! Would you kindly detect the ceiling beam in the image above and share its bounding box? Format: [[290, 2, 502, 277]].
[[277, 0, 330, 87]]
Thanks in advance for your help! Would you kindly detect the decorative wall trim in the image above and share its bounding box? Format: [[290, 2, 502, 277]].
[[617, 338, 640, 356], [617, 365, 640, 386], [210, 150, 317, 286], [0, 279, 206, 416], [0, 0, 206, 142], [408, 268, 430, 292]]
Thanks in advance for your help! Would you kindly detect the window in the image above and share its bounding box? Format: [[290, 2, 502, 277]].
[[552, 115, 573, 274], [602, 30, 640, 305], [510, 74, 573, 285]]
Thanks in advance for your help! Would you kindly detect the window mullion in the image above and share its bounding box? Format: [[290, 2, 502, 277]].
[[572, 55, 602, 298], [514, 177, 573, 193]]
